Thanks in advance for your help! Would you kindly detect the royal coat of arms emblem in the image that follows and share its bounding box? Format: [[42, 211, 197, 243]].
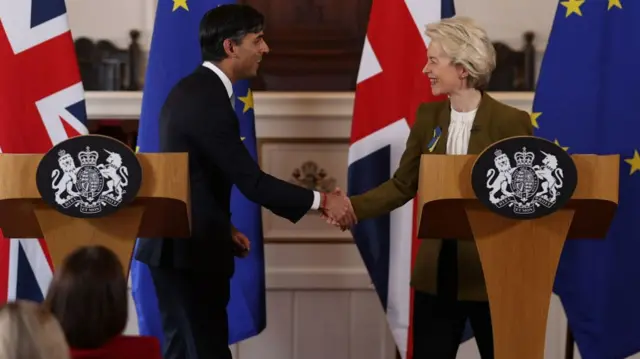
[[52, 146, 130, 214], [486, 147, 565, 214], [36, 135, 142, 218], [471, 136, 577, 219]]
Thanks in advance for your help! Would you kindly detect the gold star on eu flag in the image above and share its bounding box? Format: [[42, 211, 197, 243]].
[[608, 0, 622, 10], [625, 149, 640, 175], [172, 0, 188, 11], [561, 0, 585, 17], [530, 112, 541, 129], [554, 139, 569, 151], [238, 89, 254, 114]]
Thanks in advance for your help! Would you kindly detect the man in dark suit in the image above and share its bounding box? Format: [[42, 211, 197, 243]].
[[134, 5, 353, 359]]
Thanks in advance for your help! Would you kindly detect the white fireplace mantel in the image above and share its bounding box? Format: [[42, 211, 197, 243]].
[[86, 91, 536, 139], [86, 91, 535, 119]]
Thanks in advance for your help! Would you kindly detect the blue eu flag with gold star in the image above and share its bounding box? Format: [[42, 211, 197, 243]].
[[533, 0, 640, 357], [130, 0, 266, 346]]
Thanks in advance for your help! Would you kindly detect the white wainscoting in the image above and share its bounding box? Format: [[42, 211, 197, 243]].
[[123, 243, 569, 359], [124, 243, 399, 359]]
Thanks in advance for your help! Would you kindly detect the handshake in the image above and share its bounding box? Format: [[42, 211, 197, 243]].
[[319, 188, 357, 231]]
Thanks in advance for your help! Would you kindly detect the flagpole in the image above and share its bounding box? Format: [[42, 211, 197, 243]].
[[565, 327, 574, 359]]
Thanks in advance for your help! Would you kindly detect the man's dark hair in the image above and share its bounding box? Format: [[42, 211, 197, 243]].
[[199, 4, 265, 62], [43, 245, 127, 349]]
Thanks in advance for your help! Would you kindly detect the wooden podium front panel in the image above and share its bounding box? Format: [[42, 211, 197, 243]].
[[33, 205, 145, 275], [465, 205, 574, 359]]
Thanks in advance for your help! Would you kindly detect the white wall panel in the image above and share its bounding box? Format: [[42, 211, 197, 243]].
[[124, 243, 568, 359]]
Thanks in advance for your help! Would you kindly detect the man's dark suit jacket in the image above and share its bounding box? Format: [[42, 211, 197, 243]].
[[135, 66, 314, 276]]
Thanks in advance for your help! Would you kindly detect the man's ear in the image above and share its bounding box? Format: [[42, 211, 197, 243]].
[[223, 38, 237, 58]]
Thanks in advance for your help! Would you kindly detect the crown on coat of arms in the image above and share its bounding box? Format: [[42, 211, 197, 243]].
[[78, 146, 99, 166], [514, 147, 535, 166], [493, 149, 509, 162], [57, 149, 73, 163]]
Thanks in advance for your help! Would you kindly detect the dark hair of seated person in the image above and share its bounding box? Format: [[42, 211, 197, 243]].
[[43, 245, 127, 349]]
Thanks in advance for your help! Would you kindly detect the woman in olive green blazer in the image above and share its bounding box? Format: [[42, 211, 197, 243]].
[[339, 17, 532, 359]]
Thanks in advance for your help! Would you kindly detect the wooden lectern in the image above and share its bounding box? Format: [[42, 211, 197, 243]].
[[416, 154, 619, 359], [0, 153, 190, 274]]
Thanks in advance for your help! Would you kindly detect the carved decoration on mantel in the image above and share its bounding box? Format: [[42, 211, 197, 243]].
[[290, 161, 337, 192]]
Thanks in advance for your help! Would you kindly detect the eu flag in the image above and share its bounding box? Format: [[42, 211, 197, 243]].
[[533, 1, 640, 357], [130, 0, 266, 346]]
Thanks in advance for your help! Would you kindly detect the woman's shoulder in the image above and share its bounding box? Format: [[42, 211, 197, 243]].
[[485, 93, 530, 120], [414, 99, 449, 130], [416, 98, 449, 116], [483, 93, 533, 135]]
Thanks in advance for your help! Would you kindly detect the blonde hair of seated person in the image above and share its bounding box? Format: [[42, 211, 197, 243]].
[[0, 300, 70, 359]]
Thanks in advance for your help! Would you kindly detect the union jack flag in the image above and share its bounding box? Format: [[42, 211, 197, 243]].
[[0, 0, 87, 303]]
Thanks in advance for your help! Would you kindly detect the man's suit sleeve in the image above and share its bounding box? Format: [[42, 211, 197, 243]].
[[182, 94, 316, 223], [349, 104, 432, 220]]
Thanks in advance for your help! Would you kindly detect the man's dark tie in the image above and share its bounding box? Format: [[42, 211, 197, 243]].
[[230, 93, 236, 111]]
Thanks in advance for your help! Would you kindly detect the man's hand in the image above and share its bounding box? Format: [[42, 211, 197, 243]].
[[232, 228, 250, 258], [320, 187, 357, 230]]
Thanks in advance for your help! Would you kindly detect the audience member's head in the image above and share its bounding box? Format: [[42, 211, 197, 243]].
[[43, 245, 128, 349], [0, 300, 70, 359]]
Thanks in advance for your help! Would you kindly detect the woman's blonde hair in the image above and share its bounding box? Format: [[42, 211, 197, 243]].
[[0, 300, 70, 359], [425, 16, 496, 89]]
